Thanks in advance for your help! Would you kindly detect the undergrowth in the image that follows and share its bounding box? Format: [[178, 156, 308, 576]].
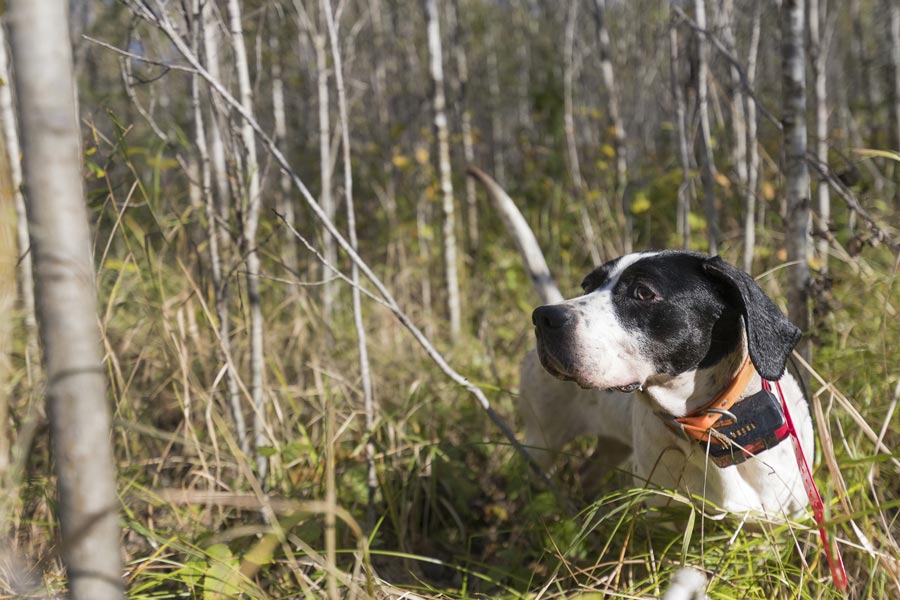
[[2, 112, 899, 599]]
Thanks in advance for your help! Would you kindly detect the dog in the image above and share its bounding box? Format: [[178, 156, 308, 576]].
[[466, 168, 813, 519]]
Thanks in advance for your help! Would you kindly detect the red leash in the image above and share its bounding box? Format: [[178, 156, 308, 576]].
[[763, 379, 848, 590]]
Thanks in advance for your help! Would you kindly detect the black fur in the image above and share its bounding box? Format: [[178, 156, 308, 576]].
[[702, 255, 802, 380]]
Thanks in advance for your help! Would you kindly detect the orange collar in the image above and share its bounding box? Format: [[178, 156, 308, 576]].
[[662, 355, 756, 444]]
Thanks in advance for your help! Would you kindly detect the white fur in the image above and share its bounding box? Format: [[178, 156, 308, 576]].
[[549, 252, 659, 389], [521, 343, 813, 518]]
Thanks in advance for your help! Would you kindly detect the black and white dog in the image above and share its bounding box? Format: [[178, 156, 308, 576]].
[[467, 166, 814, 518], [522, 250, 813, 517]]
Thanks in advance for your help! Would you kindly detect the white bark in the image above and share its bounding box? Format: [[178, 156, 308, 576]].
[[424, 0, 462, 340], [593, 0, 629, 251], [225, 0, 266, 477], [199, 0, 245, 455], [743, 3, 761, 273], [0, 24, 37, 384], [270, 32, 297, 274], [781, 0, 811, 363], [313, 29, 337, 325], [563, 0, 583, 193], [322, 0, 376, 526], [809, 0, 830, 271], [449, 0, 478, 251], [718, 0, 747, 194], [8, 0, 123, 596], [487, 40, 506, 187], [194, 0, 247, 454], [369, 0, 397, 225], [669, 20, 692, 249], [695, 0, 719, 254], [888, 0, 900, 153]]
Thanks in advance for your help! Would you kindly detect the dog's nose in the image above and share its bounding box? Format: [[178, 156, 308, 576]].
[[532, 305, 572, 330]]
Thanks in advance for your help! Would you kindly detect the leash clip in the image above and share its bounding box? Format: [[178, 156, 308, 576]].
[[698, 406, 738, 426]]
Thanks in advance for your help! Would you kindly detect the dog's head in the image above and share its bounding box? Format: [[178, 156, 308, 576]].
[[532, 251, 801, 391]]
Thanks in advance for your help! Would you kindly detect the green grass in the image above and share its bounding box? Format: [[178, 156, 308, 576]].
[[3, 119, 900, 599]]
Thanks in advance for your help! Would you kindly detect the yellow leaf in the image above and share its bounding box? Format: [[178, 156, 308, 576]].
[[601, 144, 616, 158], [391, 154, 410, 168], [761, 181, 775, 201], [415, 147, 430, 165], [776, 248, 787, 261], [631, 193, 651, 214], [852, 148, 900, 162], [715, 173, 731, 188]]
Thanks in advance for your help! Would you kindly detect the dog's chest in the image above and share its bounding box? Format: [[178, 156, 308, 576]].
[[630, 394, 809, 516]]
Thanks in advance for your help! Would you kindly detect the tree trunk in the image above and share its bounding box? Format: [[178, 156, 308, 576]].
[[781, 0, 811, 367], [313, 29, 337, 326], [270, 30, 297, 274], [8, 0, 123, 597], [424, 0, 462, 341], [888, 0, 900, 156], [669, 19, 692, 249], [743, 3, 762, 273], [0, 23, 38, 385], [321, 0, 377, 527], [369, 0, 397, 227], [849, 0, 872, 144], [200, 0, 245, 455], [695, 0, 719, 255], [719, 0, 748, 198], [487, 39, 506, 187], [809, 0, 830, 271], [449, 0, 478, 252], [563, 0, 584, 193], [592, 0, 630, 252], [225, 0, 267, 478]]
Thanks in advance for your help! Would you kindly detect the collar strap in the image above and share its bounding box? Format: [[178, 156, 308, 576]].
[[662, 355, 755, 444]]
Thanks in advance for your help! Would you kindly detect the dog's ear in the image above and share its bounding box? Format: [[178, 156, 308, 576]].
[[702, 256, 801, 381]]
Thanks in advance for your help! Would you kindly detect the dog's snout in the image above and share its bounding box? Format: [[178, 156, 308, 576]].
[[532, 305, 573, 331]]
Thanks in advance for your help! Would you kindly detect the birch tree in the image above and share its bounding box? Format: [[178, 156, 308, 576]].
[[270, 26, 298, 274], [424, 0, 462, 340], [321, 0, 377, 525], [809, 0, 830, 271], [449, 0, 479, 251], [200, 0, 246, 454], [0, 24, 37, 385], [225, 0, 267, 476], [888, 0, 900, 155], [695, 0, 719, 254], [592, 0, 629, 251], [781, 0, 811, 364], [718, 0, 748, 199], [8, 0, 122, 597], [563, 0, 584, 193], [669, 18, 692, 249], [743, 4, 762, 273]]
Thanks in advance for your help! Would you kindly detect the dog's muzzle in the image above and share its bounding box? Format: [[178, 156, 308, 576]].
[[532, 305, 579, 382]]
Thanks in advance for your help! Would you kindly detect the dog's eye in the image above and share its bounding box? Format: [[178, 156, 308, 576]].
[[631, 283, 656, 301]]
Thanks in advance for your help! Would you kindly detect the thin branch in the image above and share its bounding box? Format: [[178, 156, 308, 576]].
[[671, 4, 782, 131], [121, 0, 557, 492]]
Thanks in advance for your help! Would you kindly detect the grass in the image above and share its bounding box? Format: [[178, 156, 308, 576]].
[[2, 117, 900, 599]]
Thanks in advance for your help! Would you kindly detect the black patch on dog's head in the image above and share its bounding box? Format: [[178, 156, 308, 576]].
[[702, 256, 801, 380], [607, 251, 742, 376], [581, 258, 620, 293]]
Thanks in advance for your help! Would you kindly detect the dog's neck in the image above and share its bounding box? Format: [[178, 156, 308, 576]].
[[638, 332, 753, 417]]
